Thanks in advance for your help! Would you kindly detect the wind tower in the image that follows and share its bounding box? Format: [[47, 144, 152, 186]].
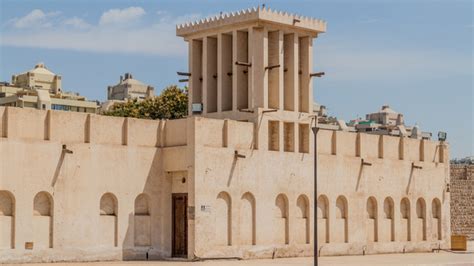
[[177, 6, 326, 151]]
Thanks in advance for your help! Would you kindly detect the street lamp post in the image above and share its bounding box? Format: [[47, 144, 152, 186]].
[[310, 71, 324, 266], [312, 125, 319, 266]]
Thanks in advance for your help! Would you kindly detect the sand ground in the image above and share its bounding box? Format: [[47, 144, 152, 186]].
[[5, 251, 473, 266]]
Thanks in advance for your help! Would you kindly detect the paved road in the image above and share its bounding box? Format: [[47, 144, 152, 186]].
[[6, 252, 474, 266]]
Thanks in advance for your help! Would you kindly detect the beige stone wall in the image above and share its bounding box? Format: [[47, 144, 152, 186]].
[[13, 71, 61, 93], [0, 107, 190, 263], [450, 164, 474, 240], [173, 6, 451, 260], [190, 115, 450, 259], [0, 107, 450, 262]]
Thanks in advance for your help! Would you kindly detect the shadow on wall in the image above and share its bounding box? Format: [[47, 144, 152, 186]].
[[406, 167, 414, 194], [227, 156, 238, 187], [51, 151, 66, 187], [0, 191, 15, 249], [121, 149, 168, 261], [33, 192, 54, 249]]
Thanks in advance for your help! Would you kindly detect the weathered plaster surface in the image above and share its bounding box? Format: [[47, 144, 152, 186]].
[[0, 107, 450, 263]]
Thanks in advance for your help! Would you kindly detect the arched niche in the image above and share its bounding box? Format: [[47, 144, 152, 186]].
[[134, 193, 151, 247], [336, 195, 348, 243], [33, 192, 53, 248], [0, 191, 15, 249], [296, 195, 310, 244], [216, 191, 232, 246], [240, 192, 256, 245], [317, 195, 329, 244], [416, 198, 427, 241], [274, 194, 289, 244], [366, 197, 378, 242], [400, 198, 411, 241], [99, 193, 118, 247], [431, 198, 441, 240], [383, 197, 395, 242]]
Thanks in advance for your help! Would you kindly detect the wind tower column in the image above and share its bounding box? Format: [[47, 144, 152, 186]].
[[218, 33, 233, 112], [283, 33, 299, 111], [233, 30, 250, 111], [267, 30, 284, 110], [203, 36, 218, 114], [177, 6, 326, 119], [249, 26, 268, 110], [189, 39, 203, 115], [298, 36, 313, 113]]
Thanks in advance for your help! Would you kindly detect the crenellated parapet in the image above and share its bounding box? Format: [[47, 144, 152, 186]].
[[176, 6, 327, 37], [0, 106, 449, 165], [0, 106, 187, 148], [316, 129, 448, 164]]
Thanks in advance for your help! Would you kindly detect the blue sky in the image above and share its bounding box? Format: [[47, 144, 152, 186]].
[[0, 0, 472, 158]]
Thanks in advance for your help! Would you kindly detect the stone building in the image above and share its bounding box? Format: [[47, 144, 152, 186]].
[[349, 105, 432, 139], [101, 73, 155, 112], [450, 162, 474, 240], [366, 105, 404, 126], [107, 73, 155, 101], [11, 62, 62, 93], [0, 7, 450, 263], [0, 63, 98, 113]]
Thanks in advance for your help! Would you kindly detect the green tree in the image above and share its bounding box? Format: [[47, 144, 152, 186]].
[[104, 85, 188, 120]]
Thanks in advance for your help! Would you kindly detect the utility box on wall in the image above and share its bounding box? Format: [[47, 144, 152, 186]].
[[451, 235, 467, 251], [25, 242, 33, 250]]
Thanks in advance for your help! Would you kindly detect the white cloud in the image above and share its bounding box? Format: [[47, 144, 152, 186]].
[[0, 7, 193, 56], [0, 8, 199, 56], [173, 13, 203, 25], [1, 26, 185, 56], [64, 17, 91, 29], [155, 12, 202, 25], [156, 10, 167, 16], [12, 9, 60, 28], [99, 7, 145, 25]]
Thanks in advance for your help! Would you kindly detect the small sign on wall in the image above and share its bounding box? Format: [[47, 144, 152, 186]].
[[451, 235, 467, 251], [25, 242, 34, 250], [200, 205, 211, 213]]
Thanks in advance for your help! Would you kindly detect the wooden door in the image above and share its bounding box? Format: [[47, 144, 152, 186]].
[[172, 193, 187, 257]]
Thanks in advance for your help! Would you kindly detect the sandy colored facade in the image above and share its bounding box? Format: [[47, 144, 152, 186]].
[[0, 106, 451, 263], [11, 63, 62, 94], [0, 63, 98, 113], [0, 6, 450, 263], [101, 73, 155, 112], [107, 73, 155, 101]]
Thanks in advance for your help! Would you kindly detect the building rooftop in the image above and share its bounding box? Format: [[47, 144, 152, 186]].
[[451, 156, 474, 165], [118, 73, 145, 86], [22, 63, 56, 76], [176, 6, 327, 37], [379, 105, 397, 114]]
